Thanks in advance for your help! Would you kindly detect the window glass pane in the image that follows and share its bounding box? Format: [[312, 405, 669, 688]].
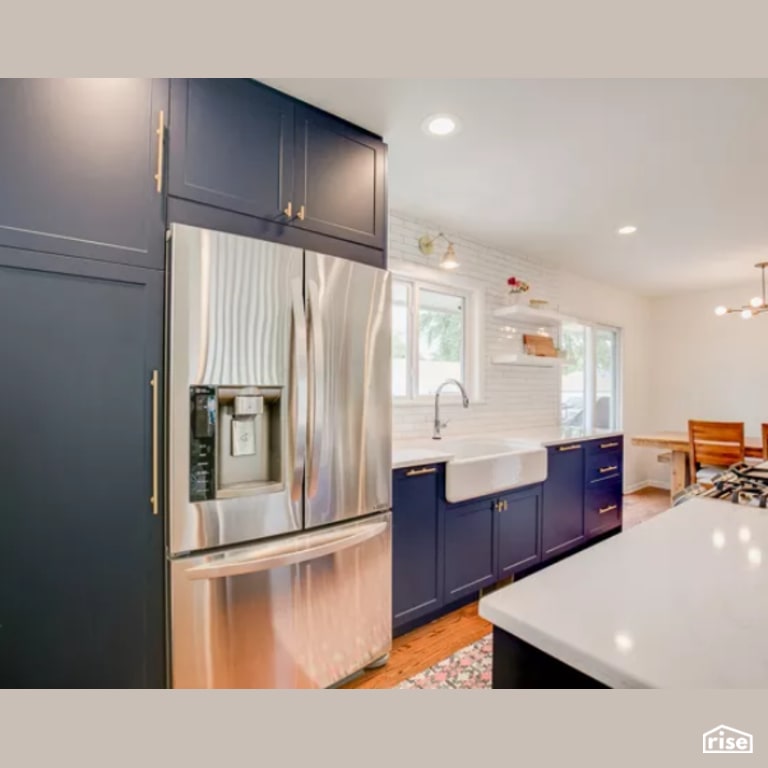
[[561, 322, 587, 428], [594, 328, 618, 430], [417, 288, 464, 396], [392, 281, 410, 397]]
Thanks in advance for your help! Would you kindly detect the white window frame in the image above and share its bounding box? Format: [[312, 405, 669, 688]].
[[389, 259, 485, 406], [559, 319, 622, 431]]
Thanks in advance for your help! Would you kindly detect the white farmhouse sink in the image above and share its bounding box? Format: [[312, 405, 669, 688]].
[[439, 437, 548, 503]]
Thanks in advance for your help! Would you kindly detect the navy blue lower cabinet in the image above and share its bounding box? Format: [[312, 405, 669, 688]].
[[495, 486, 542, 578], [542, 443, 586, 560], [0, 246, 165, 688], [392, 465, 444, 631], [443, 499, 496, 602]]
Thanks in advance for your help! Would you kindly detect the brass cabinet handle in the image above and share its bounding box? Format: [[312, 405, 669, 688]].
[[154, 110, 165, 194], [599, 465, 619, 474], [283, 201, 293, 218], [150, 370, 159, 515], [405, 466, 437, 477], [297, 204, 306, 221], [558, 444, 582, 452], [600, 441, 620, 449], [495, 500, 508, 512], [599, 504, 618, 515]]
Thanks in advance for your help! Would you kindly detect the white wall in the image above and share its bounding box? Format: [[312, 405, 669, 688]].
[[647, 281, 768, 484], [389, 212, 653, 491]]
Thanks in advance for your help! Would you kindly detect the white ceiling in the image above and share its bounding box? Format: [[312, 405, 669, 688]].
[[259, 78, 768, 296]]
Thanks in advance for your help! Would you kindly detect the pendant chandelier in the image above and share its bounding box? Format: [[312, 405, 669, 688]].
[[714, 262, 768, 319]]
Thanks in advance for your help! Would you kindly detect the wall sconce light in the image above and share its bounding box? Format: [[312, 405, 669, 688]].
[[418, 232, 460, 270]]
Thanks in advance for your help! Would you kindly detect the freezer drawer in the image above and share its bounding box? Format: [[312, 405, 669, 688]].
[[170, 512, 392, 688]]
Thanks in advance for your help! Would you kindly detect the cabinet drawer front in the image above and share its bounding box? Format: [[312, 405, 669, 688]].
[[584, 483, 622, 536], [586, 437, 624, 456], [586, 451, 623, 484]]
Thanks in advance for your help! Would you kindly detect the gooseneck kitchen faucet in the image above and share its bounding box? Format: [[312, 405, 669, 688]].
[[433, 378, 470, 439]]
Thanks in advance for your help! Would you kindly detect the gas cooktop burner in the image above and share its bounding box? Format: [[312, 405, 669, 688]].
[[673, 461, 768, 508]]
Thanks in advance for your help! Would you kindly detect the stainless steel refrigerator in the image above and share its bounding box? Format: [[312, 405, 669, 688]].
[[166, 223, 392, 689]]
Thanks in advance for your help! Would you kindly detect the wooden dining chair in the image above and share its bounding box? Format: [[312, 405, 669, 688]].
[[688, 420, 745, 485]]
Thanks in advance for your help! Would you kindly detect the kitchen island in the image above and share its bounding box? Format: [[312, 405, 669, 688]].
[[479, 496, 768, 688]]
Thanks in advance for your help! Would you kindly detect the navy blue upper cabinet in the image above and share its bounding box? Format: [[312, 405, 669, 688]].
[[167, 80, 387, 253], [0, 247, 165, 687], [542, 443, 586, 559], [392, 466, 444, 631], [293, 105, 386, 250], [444, 500, 496, 602], [495, 487, 542, 578], [168, 79, 294, 222], [0, 79, 167, 269]]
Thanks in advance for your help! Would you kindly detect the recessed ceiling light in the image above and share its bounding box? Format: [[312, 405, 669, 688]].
[[617, 225, 637, 235], [422, 114, 460, 137]]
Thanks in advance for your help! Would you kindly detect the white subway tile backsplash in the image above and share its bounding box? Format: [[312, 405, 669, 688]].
[[390, 211, 562, 441]]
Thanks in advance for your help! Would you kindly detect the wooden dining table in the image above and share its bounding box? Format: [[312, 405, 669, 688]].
[[631, 431, 764, 501]]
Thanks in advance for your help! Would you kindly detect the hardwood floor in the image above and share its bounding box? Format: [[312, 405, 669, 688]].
[[623, 486, 670, 528], [341, 602, 492, 689], [342, 487, 671, 689]]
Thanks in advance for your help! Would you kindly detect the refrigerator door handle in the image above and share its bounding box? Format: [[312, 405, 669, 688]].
[[306, 279, 325, 498], [291, 277, 308, 502], [183, 519, 388, 580]]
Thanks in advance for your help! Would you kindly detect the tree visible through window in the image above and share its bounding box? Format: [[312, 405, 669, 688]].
[[392, 278, 468, 399], [561, 321, 620, 431]]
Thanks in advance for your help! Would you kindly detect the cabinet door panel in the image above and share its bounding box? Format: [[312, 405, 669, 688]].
[[444, 501, 495, 602], [0, 78, 166, 269], [542, 444, 585, 558], [168, 78, 293, 221], [294, 105, 385, 250], [392, 466, 443, 628], [496, 488, 541, 577], [0, 247, 165, 687]]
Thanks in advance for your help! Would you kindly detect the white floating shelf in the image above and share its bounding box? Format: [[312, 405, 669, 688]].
[[492, 304, 573, 325], [491, 353, 563, 368]]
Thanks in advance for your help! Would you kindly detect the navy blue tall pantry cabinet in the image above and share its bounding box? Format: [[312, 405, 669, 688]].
[[0, 77, 389, 687], [0, 78, 167, 687]]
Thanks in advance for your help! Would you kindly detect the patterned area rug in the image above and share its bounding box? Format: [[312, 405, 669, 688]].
[[397, 633, 492, 689]]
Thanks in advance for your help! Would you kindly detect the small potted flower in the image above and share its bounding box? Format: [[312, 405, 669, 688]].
[[506, 276, 530, 305]]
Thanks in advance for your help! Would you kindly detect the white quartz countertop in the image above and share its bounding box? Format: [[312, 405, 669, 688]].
[[479, 497, 768, 688], [392, 427, 623, 469]]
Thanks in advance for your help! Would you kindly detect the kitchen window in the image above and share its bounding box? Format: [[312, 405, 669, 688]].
[[391, 268, 482, 402], [560, 321, 621, 430]]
